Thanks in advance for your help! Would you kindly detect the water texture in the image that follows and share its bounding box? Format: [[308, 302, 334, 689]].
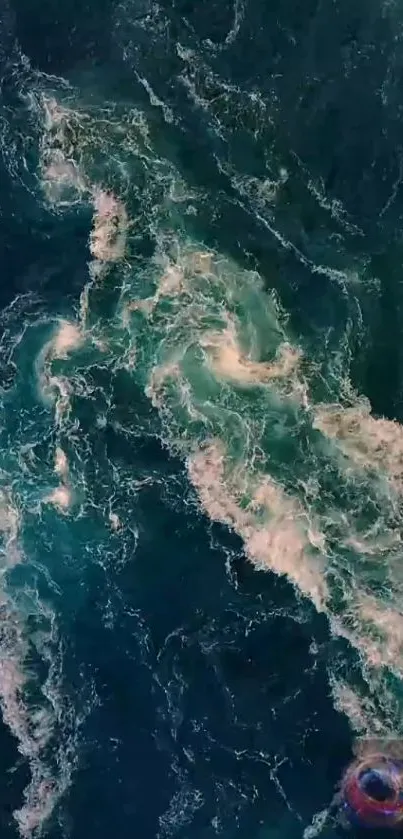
[[0, 0, 403, 837]]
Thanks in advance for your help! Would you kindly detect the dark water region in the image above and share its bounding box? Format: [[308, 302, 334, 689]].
[[1, 0, 403, 836], [63, 467, 350, 839]]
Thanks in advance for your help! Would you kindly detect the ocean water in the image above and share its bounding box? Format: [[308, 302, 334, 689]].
[[1, 0, 403, 836]]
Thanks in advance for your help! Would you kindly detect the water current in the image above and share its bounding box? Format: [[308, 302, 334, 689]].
[[1, 0, 403, 836]]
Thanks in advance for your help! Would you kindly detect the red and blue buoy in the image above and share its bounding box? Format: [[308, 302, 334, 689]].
[[340, 753, 403, 829]]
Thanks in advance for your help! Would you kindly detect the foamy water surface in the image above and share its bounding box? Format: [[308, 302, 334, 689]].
[[1, 2, 403, 836]]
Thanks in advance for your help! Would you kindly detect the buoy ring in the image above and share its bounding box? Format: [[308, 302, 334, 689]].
[[342, 753, 403, 828]]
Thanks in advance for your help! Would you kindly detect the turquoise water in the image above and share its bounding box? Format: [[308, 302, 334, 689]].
[[1, 0, 403, 836]]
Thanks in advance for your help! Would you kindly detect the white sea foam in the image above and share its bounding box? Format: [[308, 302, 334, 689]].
[[90, 188, 128, 263], [39, 97, 89, 207], [109, 511, 122, 531], [200, 320, 301, 388], [51, 321, 83, 359], [188, 441, 327, 611], [0, 486, 72, 837], [329, 676, 382, 736], [0, 488, 22, 569], [44, 485, 72, 513], [313, 398, 403, 490], [54, 447, 68, 478], [35, 320, 83, 428]]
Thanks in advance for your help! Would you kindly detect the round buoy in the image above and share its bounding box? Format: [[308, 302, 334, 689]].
[[341, 754, 403, 828]]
